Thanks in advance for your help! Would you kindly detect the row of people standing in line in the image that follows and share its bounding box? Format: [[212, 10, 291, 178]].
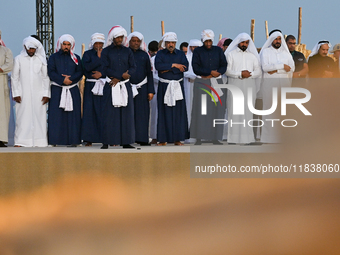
[[7, 28, 155, 148], [1, 26, 339, 147]]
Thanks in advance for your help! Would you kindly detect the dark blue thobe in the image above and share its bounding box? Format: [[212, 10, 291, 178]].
[[48, 50, 83, 145], [191, 45, 227, 140], [130, 49, 154, 144], [101, 44, 136, 145], [155, 48, 189, 143], [81, 49, 105, 143]]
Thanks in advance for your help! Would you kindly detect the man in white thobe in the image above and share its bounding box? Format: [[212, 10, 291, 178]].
[[0, 30, 13, 147], [149, 40, 163, 144], [11, 36, 50, 147], [225, 33, 261, 144], [183, 39, 202, 143], [259, 30, 294, 143]]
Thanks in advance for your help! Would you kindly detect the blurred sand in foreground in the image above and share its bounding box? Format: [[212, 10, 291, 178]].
[[1, 79, 340, 254]]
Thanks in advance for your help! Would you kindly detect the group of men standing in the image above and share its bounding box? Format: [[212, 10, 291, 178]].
[[1, 26, 339, 148]]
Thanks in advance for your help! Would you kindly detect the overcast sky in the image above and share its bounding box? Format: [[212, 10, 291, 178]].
[[1, 0, 339, 56]]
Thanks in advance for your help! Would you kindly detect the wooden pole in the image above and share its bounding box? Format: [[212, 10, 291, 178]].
[[298, 7, 302, 44], [219, 34, 222, 41], [81, 43, 85, 57], [265, 21, 269, 39], [161, 21, 165, 36], [251, 19, 255, 42], [130, 16, 134, 33]]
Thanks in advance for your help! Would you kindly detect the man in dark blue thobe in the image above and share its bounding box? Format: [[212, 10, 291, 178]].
[[191, 29, 227, 145], [81, 33, 106, 146], [155, 32, 189, 146], [100, 26, 136, 149], [48, 34, 83, 146], [127, 32, 155, 146]]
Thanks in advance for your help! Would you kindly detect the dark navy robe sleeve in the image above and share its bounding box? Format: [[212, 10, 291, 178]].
[[82, 50, 105, 79], [192, 48, 212, 76], [69, 55, 83, 83], [127, 49, 136, 77], [155, 49, 188, 75], [101, 46, 122, 79], [146, 57, 155, 94], [192, 46, 227, 76], [82, 51, 101, 72], [217, 48, 227, 75], [102, 46, 136, 80], [130, 50, 154, 94], [155, 50, 173, 71], [48, 53, 65, 85], [172, 51, 189, 74], [83, 51, 100, 69]]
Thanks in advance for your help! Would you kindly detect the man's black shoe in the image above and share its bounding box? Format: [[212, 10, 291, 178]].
[[67, 144, 77, 147], [123, 144, 135, 149], [139, 142, 151, 146], [101, 144, 109, 149]]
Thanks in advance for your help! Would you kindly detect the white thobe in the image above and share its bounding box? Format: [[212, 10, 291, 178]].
[[0, 46, 13, 142], [183, 54, 197, 127], [260, 46, 294, 143], [149, 55, 159, 139], [221, 71, 228, 140], [11, 53, 50, 147], [226, 48, 262, 144]]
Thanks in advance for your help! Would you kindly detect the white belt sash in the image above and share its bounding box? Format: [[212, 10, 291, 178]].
[[87, 78, 109, 96], [159, 78, 183, 107], [107, 78, 130, 107], [130, 77, 147, 98], [209, 76, 224, 102], [51, 81, 78, 111]]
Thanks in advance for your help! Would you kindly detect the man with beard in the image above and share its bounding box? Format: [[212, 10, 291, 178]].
[[48, 34, 83, 146], [126, 31, 154, 146], [81, 33, 106, 146], [155, 32, 189, 146], [308, 40, 336, 78], [100, 26, 136, 149], [259, 29, 294, 143], [0, 30, 13, 147], [191, 29, 227, 145], [224, 33, 261, 144], [11, 36, 50, 147]]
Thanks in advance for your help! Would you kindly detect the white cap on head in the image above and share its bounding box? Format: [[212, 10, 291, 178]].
[[22, 36, 47, 65], [56, 34, 78, 65], [126, 31, 147, 52], [106, 26, 127, 47], [201, 29, 214, 43], [161, 32, 177, 48], [89, 33, 105, 50]]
